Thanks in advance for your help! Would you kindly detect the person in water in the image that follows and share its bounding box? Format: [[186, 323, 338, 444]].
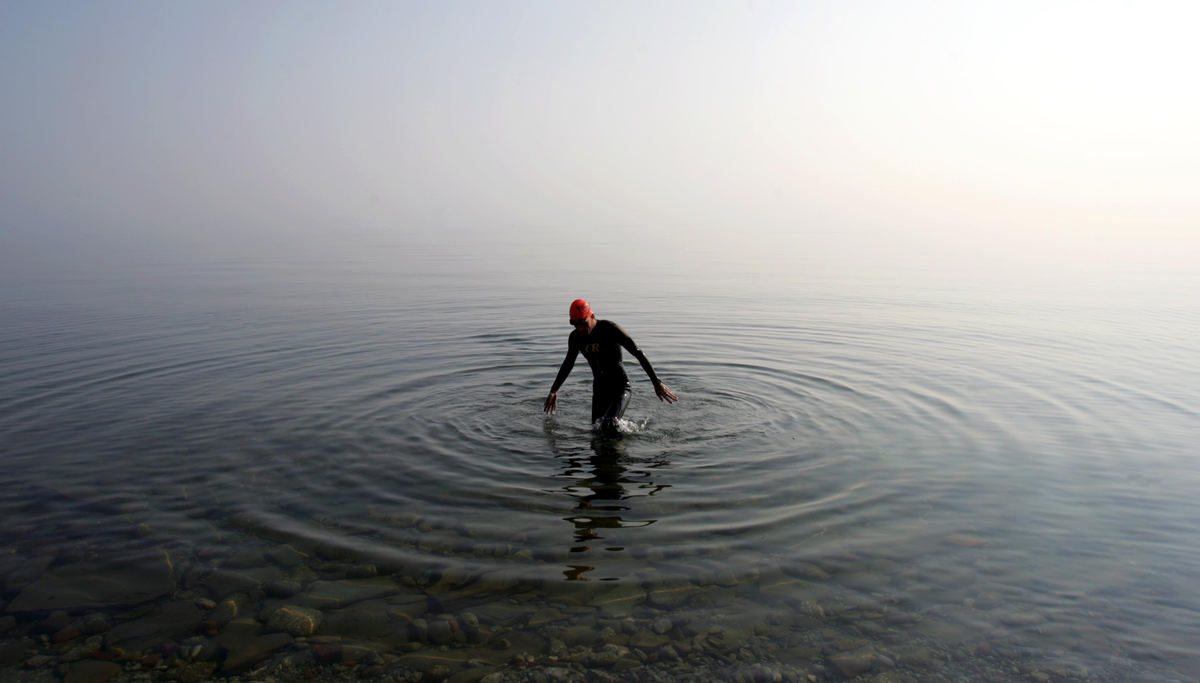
[[544, 299, 678, 432]]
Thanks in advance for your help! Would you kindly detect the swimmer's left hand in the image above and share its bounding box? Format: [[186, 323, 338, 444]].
[[654, 383, 679, 404]]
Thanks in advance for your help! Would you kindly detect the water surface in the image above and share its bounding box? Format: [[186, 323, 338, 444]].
[[1, 243, 1197, 680]]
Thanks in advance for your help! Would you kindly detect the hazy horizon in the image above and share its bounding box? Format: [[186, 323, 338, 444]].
[[3, 1, 1197, 274]]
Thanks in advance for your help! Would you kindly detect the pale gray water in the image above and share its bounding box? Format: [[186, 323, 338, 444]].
[[1, 241, 1197, 681]]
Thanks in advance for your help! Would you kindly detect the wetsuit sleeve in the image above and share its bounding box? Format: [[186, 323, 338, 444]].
[[549, 334, 580, 393], [614, 324, 662, 386]]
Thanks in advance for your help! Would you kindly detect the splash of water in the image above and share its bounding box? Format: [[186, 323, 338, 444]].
[[592, 416, 647, 436]]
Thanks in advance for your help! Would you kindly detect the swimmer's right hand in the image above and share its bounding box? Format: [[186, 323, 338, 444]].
[[543, 391, 558, 414]]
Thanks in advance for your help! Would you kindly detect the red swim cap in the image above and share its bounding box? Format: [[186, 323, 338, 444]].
[[569, 299, 592, 324]]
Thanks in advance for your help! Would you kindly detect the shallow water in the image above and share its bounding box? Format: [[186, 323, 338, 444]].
[[1, 243, 1197, 680]]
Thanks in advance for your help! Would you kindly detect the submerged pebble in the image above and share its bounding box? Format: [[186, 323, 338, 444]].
[[264, 579, 302, 598], [265, 605, 323, 636]]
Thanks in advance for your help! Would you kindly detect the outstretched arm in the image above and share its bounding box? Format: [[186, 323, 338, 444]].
[[545, 343, 579, 414], [619, 330, 679, 404]]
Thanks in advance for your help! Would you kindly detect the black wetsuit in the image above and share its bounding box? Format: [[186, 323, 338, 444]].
[[550, 320, 662, 428]]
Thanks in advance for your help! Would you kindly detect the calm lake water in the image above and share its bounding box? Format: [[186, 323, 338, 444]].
[[1, 241, 1197, 681]]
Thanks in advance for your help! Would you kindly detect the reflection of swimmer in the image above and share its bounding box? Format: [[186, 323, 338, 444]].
[[560, 438, 668, 581], [543, 299, 678, 435]]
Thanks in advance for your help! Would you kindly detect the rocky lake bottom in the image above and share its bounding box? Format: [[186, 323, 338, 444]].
[[1, 498, 1185, 683]]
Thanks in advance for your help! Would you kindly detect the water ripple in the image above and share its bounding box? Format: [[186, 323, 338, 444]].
[[2, 262, 1197, 679]]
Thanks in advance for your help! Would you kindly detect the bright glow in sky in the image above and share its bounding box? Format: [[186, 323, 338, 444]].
[[2, 1, 1197, 270]]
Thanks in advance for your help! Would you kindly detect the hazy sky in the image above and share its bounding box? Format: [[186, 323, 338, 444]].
[[2, 1, 1197, 269]]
